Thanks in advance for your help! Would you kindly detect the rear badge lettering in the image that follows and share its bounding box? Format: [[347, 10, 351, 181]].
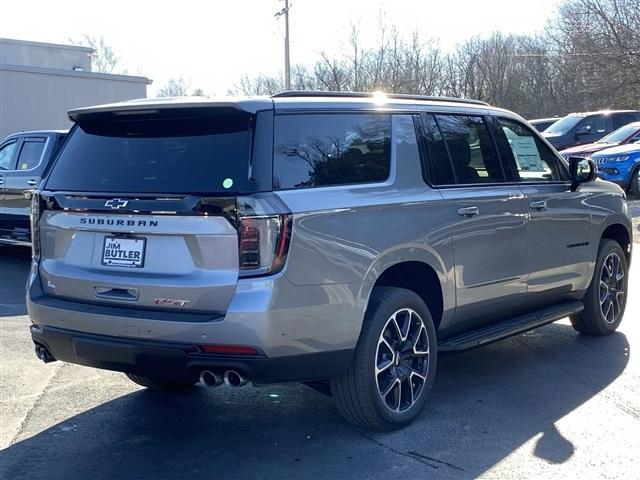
[[80, 218, 159, 227], [154, 298, 191, 307]]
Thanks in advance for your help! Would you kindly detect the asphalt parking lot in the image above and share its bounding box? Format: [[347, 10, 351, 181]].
[[1, 201, 639, 480]]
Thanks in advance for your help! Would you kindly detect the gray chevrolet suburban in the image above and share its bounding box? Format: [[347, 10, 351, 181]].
[[27, 92, 633, 430]]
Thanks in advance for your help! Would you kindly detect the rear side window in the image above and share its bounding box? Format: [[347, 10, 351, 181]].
[[418, 114, 454, 185], [612, 113, 637, 130], [273, 114, 391, 189], [46, 110, 253, 194], [496, 118, 569, 182], [16, 138, 46, 170], [434, 114, 504, 184]]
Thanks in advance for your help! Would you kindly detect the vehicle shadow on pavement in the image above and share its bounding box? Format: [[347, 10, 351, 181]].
[[0, 323, 629, 480]]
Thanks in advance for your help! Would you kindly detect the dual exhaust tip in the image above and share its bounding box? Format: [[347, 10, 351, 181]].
[[199, 370, 248, 388], [34, 344, 55, 364]]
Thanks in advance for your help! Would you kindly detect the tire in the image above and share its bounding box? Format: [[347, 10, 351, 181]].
[[125, 373, 197, 391], [629, 167, 640, 198], [571, 239, 628, 335], [330, 287, 437, 430]]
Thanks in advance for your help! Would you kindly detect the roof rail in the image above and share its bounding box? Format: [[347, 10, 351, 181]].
[[271, 90, 490, 106]]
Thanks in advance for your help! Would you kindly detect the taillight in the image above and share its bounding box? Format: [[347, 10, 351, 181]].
[[237, 194, 292, 278], [30, 190, 44, 263]]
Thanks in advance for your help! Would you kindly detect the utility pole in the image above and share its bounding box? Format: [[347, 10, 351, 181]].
[[275, 0, 291, 90]]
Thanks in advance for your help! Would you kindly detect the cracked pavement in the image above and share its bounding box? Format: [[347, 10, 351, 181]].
[[1, 203, 639, 480]]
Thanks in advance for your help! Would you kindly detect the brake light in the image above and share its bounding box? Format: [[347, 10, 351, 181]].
[[197, 344, 259, 355], [237, 194, 292, 278], [30, 191, 44, 263]]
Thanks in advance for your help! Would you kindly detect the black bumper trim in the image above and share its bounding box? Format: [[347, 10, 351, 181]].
[[30, 325, 354, 384]]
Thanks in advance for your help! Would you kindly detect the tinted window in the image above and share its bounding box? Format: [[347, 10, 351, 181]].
[[578, 115, 607, 134], [46, 111, 252, 194], [497, 118, 569, 182], [612, 113, 637, 130], [274, 114, 391, 189], [0, 141, 17, 170], [16, 138, 46, 170], [435, 115, 504, 184], [418, 114, 455, 185]]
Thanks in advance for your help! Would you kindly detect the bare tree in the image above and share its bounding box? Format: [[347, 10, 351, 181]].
[[71, 35, 122, 74], [233, 0, 639, 118], [157, 78, 191, 97]]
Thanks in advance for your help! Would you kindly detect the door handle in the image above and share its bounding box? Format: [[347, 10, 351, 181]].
[[457, 206, 479, 217], [27, 179, 38, 186], [529, 200, 547, 210]]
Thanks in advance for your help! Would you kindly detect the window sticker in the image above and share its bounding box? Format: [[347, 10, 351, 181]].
[[503, 128, 546, 172]]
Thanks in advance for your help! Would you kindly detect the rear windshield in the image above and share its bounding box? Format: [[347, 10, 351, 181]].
[[46, 110, 252, 194]]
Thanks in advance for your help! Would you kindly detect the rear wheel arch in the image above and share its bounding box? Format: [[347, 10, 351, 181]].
[[366, 260, 446, 332]]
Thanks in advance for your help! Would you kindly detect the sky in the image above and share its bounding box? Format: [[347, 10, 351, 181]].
[[1, 0, 561, 96]]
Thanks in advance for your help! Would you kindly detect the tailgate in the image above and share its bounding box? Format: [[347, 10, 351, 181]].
[[38, 210, 238, 313]]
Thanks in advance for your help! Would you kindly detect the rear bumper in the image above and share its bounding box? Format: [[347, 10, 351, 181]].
[[27, 267, 366, 381], [30, 324, 354, 383]]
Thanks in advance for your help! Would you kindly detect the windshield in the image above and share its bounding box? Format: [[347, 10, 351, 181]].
[[597, 123, 640, 144], [46, 110, 253, 194], [544, 115, 583, 135]]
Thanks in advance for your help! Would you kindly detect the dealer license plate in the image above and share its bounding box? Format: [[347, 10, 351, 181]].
[[102, 236, 146, 268]]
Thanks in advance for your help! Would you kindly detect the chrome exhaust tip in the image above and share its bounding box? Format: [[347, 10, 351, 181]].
[[34, 344, 55, 363], [224, 370, 248, 387], [199, 370, 224, 387]]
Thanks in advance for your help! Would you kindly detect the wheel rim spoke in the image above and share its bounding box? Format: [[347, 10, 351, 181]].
[[375, 307, 430, 413], [599, 252, 625, 325]]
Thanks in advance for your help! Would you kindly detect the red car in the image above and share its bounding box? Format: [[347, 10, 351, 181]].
[[559, 121, 640, 158]]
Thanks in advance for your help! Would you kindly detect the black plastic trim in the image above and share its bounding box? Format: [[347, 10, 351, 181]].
[[30, 325, 355, 383], [438, 300, 584, 352]]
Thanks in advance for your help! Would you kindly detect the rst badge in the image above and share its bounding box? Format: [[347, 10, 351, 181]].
[[153, 298, 191, 307]]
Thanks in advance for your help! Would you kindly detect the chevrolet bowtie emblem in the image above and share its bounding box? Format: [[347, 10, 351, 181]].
[[104, 199, 129, 210]]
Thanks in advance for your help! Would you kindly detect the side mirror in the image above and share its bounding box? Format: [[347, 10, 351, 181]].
[[575, 125, 591, 138], [569, 156, 597, 189]]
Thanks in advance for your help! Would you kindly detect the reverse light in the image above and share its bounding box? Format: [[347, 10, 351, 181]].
[[237, 194, 292, 278]]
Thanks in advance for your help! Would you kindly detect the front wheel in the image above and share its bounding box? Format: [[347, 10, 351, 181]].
[[330, 287, 437, 430], [629, 167, 640, 198], [571, 239, 628, 335]]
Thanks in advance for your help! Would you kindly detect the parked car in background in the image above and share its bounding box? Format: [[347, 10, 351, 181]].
[[529, 117, 560, 132], [591, 141, 640, 197], [542, 110, 640, 151], [27, 93, 632, 430], [560, 122, 640, 160], [0, 130, 67, 245]]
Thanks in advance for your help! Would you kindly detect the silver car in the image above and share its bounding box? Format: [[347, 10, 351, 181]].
[[27, 92, 633, 430]]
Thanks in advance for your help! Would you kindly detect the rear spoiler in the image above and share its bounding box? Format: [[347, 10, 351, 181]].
[[68, 96, 274, 122]]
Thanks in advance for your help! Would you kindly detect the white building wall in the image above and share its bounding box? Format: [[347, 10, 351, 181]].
[[0, 38, 92, 71], [0, 66, 149, 138]]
